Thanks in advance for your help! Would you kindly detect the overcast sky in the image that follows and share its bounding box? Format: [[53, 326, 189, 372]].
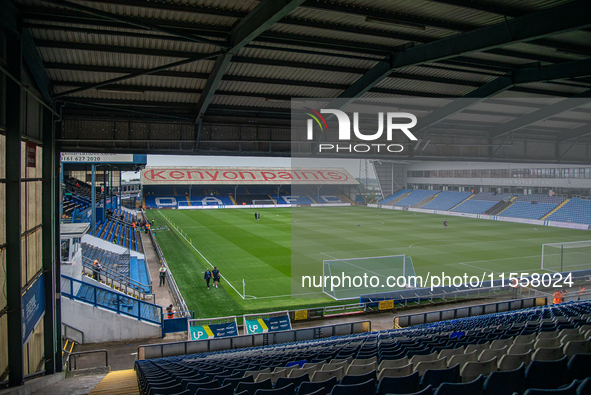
[[122, 155, 376, 180]]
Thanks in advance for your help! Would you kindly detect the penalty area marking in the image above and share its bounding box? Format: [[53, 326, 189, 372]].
[[455, 254, 541, 275], [158, 210, 245, 300]]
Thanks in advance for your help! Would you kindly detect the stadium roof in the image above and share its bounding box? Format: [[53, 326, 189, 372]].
[[6, 0, 591, 162], [141, 167, 359, 185]]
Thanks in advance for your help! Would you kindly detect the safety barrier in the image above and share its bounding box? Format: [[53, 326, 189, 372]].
[[395, 296, 544, 327], [61, 275, 162, 325], [138, 320, 371, 360]]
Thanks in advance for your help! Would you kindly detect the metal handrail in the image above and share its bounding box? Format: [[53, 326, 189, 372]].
[[150, 230, 190, 318], [68, 350, 108, 371], [62, 323, 85, 345], [82, 257, 152, 299], [61, 275, 162, 325]]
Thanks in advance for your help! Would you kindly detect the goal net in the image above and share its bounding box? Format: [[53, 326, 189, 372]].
[[188, 316, 238, 341], [322, 255, 417, 300], [252, 199, 276, 205], [541, 241, 591, 273]]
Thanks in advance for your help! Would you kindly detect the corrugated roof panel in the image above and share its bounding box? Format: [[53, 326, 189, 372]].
[[226, 62, 361, 86], [57, 88, 199, 103], [316, 0, 503, 28], [68, 0, 240, 26], [32, 28, 222, 55], [49, 70, 208, 90], [218, 80, 342, 98], [462, 52, 533, 65], [212, 95, 291, 109], [270, 23, 411, 48], [486, 0, 573, 11], [395, 65, 497, 85], [518, 81, 589, 96], [39, 46, 216, 73], [238, 46, 378, 68], [285, 7, 450, 41], [375, 78, 475, 96], [446, 112, 515, 125], [500, 42, 585, 62]]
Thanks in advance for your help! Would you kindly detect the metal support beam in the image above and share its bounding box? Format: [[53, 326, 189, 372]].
[[41, 105, 57, 375], [558, 124, 591, 143], [5, 27, 24, 388], [194, 0, 307, 141], [333, 0, 591, 105], [412, 76, 514, 153], [38, 0, 226, 47], [489, 90, 591, 139], [414, 57, 591, 152], [558, 140, 579, 161], [491, 133, 513, 157], [91, 165, 96, 235]]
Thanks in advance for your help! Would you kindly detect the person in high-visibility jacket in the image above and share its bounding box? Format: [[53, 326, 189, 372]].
[[553, 289, 563, 304]]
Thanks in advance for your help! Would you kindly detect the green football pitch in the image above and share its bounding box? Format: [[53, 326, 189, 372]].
[[147, 206, 591, 319]]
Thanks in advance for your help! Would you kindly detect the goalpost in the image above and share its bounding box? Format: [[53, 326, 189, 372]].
[[252, 199, 276, 205], [322, 255, 417, 300], [541, 240, 591, 273]]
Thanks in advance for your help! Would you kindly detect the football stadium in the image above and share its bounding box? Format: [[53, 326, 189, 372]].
[[2, 0, 591, 394]]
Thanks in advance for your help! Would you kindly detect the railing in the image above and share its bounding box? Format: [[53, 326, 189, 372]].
[[150, 230, 191, 318], [61, 275, 162, 326], [360, 280, 550, 307], [62, 323, 85, 345], [395, 296, 544, 328], [138, 320, 371, 360], [81, 257, 153, 300], [68, 350, 109, 371]]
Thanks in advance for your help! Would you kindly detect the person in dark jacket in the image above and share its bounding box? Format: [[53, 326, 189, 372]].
[[204, 268, 211, 289]]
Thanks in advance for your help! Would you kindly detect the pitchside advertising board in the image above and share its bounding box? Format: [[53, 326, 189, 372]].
[[244, 314, 292, 335], [189, 321, 239, 341]]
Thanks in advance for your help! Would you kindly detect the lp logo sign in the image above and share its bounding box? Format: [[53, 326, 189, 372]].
[[304, 108, 418, 154]]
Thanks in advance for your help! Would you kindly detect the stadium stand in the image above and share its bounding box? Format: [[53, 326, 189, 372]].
[[379, 189, 411, 205], [546, 198, 591, 226], [451, 192, 515, 215], [134, 300, 591, 395], [394, 190, 440, 207], [422, 192, 473, 211], [498, 202, 558, 220]]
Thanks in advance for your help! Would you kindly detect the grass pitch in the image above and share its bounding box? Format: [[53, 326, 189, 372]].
[[148, 206, 591, 319]]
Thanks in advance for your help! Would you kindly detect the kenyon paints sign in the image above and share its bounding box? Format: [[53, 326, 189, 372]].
[[141, 167, 359, 185]]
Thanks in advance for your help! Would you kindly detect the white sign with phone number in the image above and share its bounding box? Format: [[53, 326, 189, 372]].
[[61, 153, 134, 163]]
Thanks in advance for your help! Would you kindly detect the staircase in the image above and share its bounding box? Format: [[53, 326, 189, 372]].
[[384, 191, 411, 206], [413, 192, 440, 208], [89, 369, 139, 395], [308, 195, 317, 204], [485, 200, 511, 215], [449, 193, 475, 211], [541, 198, 571, 220], [339, 194, 354, 204]]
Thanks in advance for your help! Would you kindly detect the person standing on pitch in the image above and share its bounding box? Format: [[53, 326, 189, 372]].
[[159, 264, 167, 286], [212, 266, 220, 289], [443, 220, 448, 229], [204, 268, 211, 289], [254, 212, 258, 221]]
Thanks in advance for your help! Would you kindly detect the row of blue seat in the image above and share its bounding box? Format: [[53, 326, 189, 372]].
[[135, 301, 591, 395]]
